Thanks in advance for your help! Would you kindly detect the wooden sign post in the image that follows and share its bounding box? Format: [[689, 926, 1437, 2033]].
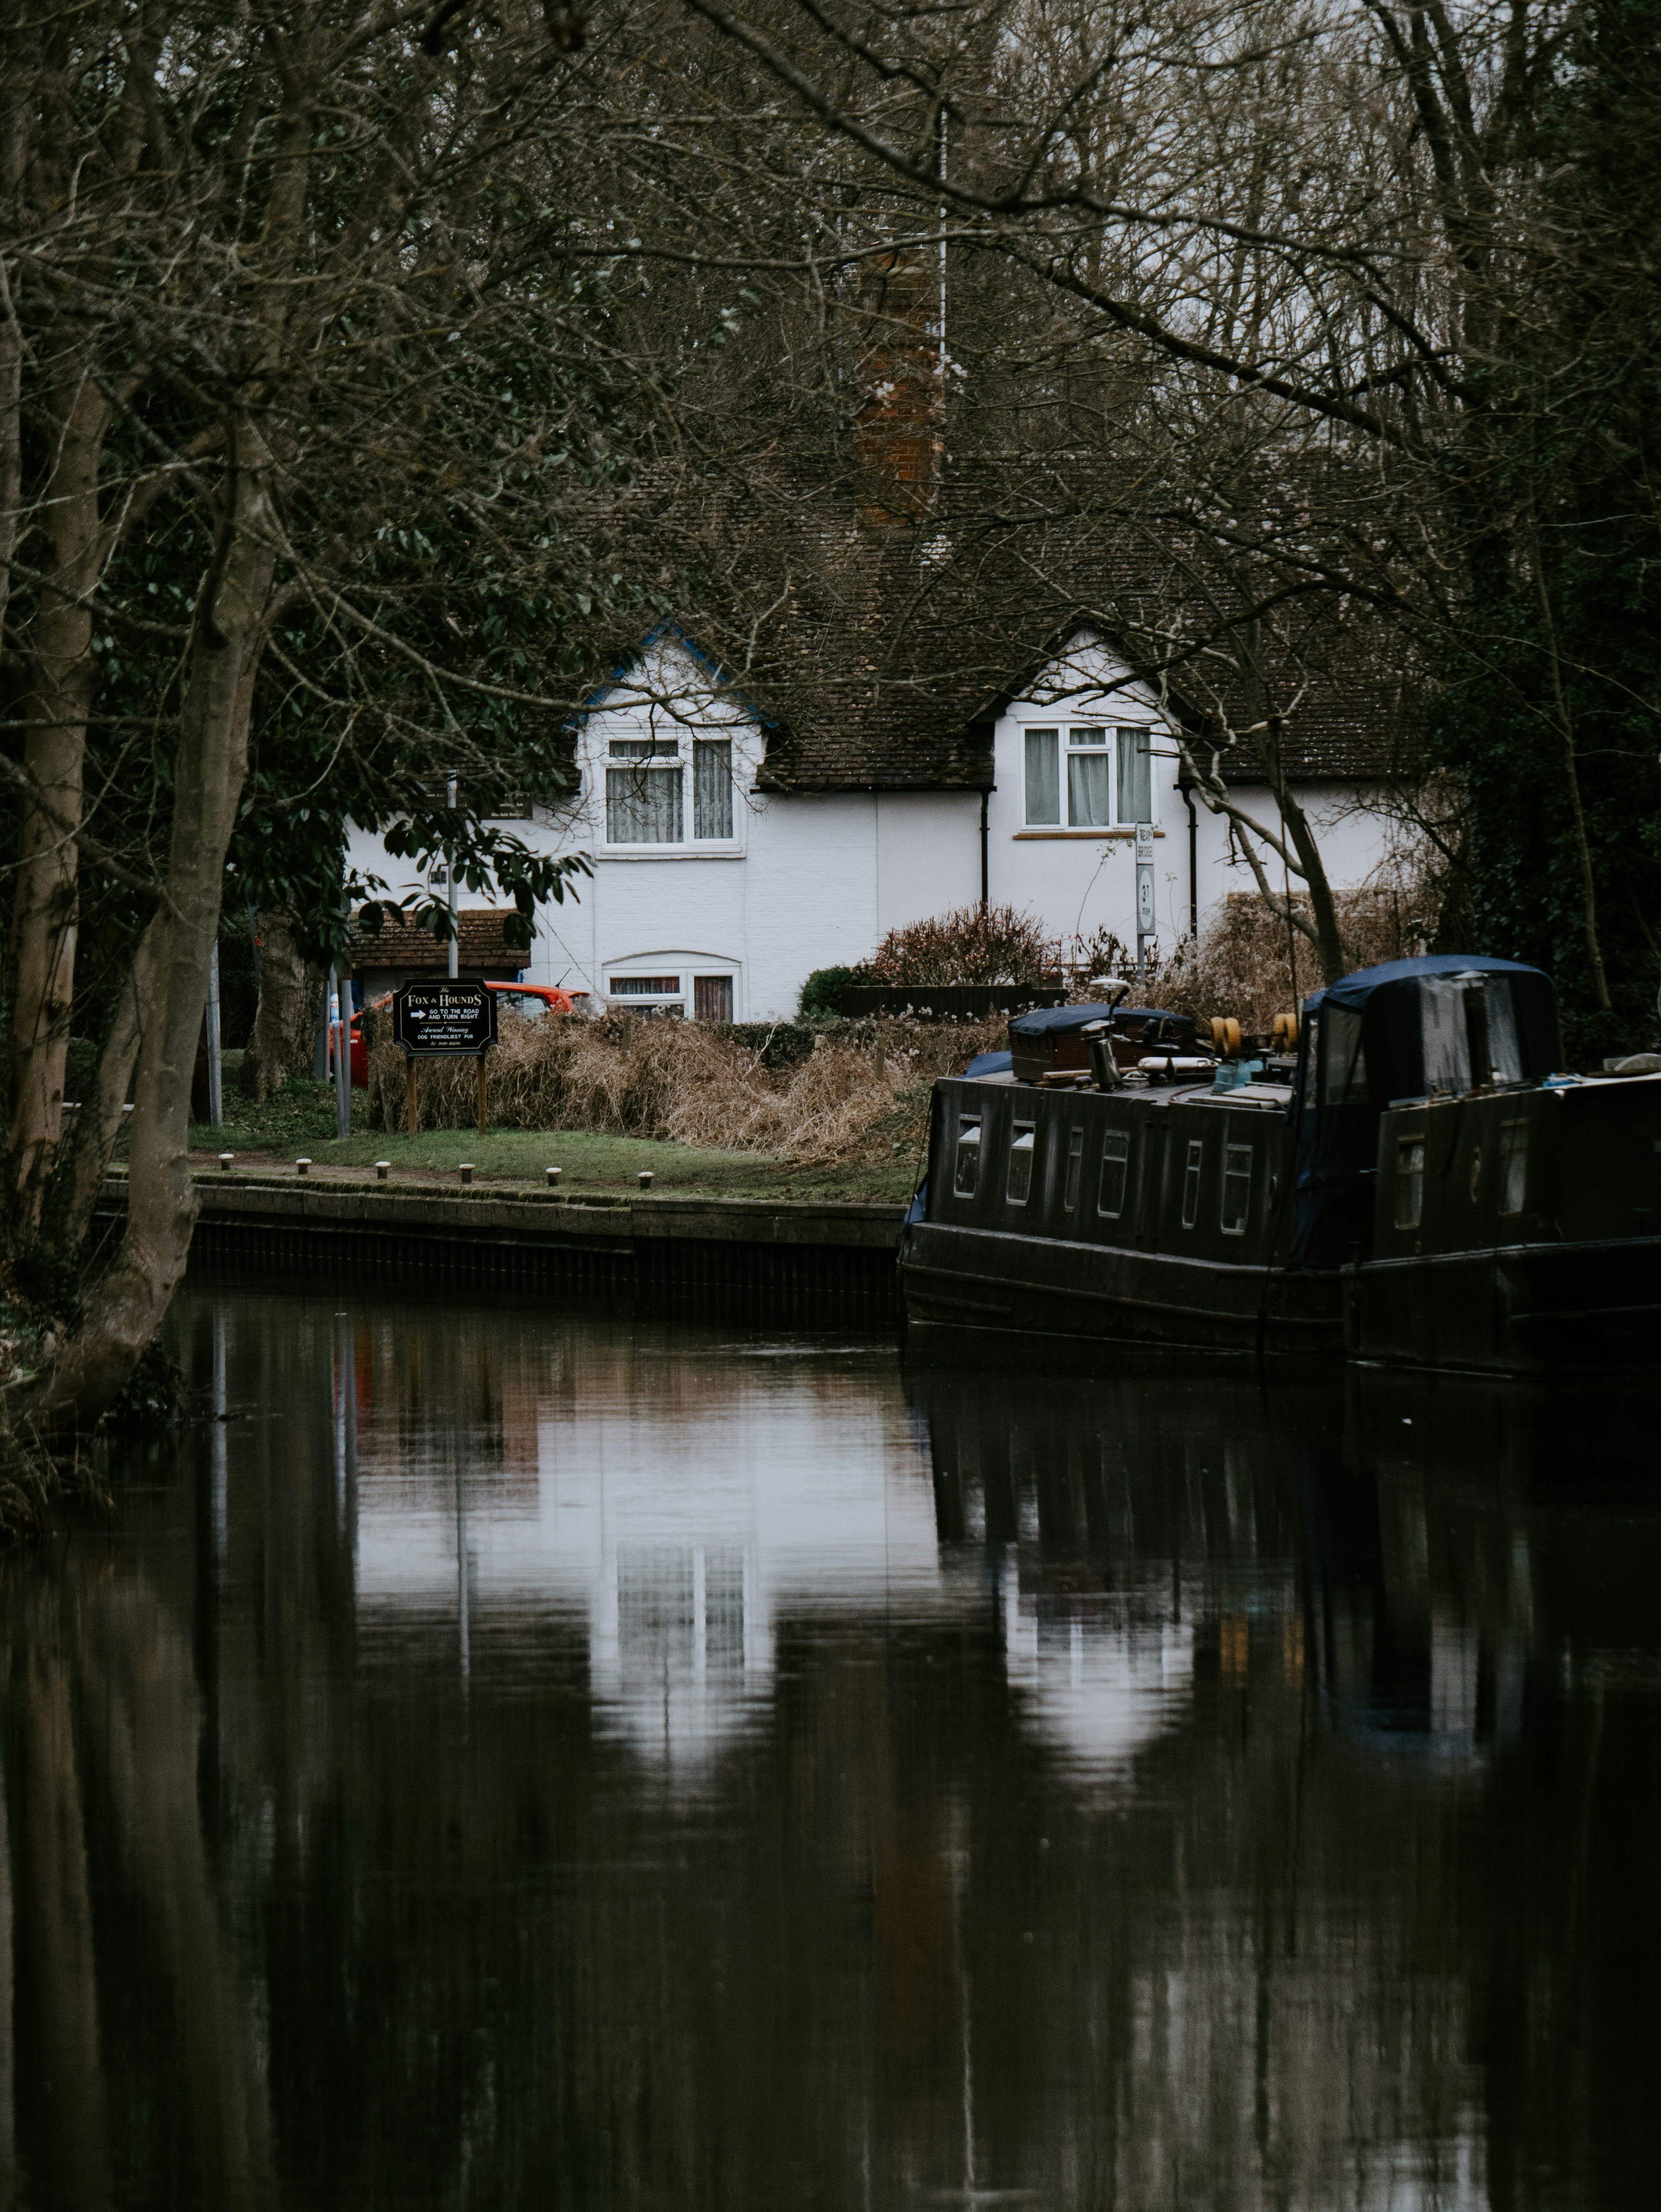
[[392, 983, 499, 1140]]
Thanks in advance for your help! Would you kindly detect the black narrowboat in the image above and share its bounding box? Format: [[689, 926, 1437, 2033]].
[[899, 955, 1661, 1376]]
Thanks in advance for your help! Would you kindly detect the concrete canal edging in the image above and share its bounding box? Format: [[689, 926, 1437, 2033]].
[[96, 1172, 907, 1323]]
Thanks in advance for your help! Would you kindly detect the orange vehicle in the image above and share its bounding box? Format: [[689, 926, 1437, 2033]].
[[484, 982, 584, 1015]]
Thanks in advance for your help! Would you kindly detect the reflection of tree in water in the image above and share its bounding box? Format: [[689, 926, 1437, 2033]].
[[0, 1290, 1656, 2210], [4, 1559, 279, 2212]]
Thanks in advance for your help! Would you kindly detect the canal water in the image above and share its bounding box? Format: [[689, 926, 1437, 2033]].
[[1, 1280, 1658, 2211]]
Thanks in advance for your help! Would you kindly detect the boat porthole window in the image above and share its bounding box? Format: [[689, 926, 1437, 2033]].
[[1468, 1145, 1484, 1203], [1098, 1128, 1131, 1217], [1062, 1127, 1084, 1211], [1181, 1138, 1204, 1229], [1498, 1119, 1527, 1215], [1395, 1135, 1425, 1229], [953, 1114, 983, 1197], [1220, 1143, 1253, 1235], [1007, 1121, 1037, 1204]]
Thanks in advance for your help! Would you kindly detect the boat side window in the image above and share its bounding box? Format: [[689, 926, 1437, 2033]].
[[1323, 1005, 1370, 1106], [1007, 1121, 1036, 1204], [1497, 1119, 1528, 1215], [1220, 1143, 1253, 1234], [1062, 1127, 1084, 1212], [1098, 1128, 1131, 1217], [1299, 1014, 1320, 1114], [953, 1113, 983, 1197], [1395, 1135, 1425, 1229], [1181, 1138, 1204, 1229]]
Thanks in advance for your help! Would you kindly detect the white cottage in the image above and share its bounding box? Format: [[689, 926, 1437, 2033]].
[[346, 609, 1405, 1019], [346, 253, 1418, 1012]]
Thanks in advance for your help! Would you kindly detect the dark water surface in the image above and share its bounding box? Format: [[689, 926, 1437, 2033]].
[[4, 1281, 1660, 2211]]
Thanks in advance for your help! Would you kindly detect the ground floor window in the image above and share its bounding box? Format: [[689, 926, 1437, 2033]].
[[693, 974, 734, 1022], [611, 974, 677, 995]]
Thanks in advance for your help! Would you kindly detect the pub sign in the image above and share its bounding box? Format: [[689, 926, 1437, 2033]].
[[393, 982, 498, 1056]]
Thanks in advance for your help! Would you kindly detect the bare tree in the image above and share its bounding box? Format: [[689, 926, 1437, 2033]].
[[1, 0, 659, 1428]]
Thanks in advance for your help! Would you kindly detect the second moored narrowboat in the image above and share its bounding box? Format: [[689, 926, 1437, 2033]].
[[900, 956, 1661, 1376]]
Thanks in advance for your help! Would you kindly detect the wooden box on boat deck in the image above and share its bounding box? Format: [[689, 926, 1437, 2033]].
[[1008, 1009, 1201, 1084]]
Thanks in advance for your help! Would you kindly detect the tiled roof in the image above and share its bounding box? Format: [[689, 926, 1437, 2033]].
[[346, 907, 527, 975], [585, 453, 1423, 792]]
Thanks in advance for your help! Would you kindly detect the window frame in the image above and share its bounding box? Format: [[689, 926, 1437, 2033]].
[[603, 954, 744, 1018], [953, 1112, 984, 1198], [598, 724, 744, 856], [1497, 1118, 1528, 1216], [691, 974, 735, 1023], [1019, 722, 1160, 832], [1006, 1119, 1037, 1205], [1394, 1134, 1426, 1230], [1062, 1126, 1085, 1212], [1181, 1137, 1204, 1230], [1220, 1143, 1253, 1235], [1097, 1127, 1132, 1218]]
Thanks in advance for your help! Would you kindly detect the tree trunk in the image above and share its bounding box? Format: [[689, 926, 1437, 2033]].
[[239, 914, 322, 1100], [1257, 719, 1348, 987], [46, 917, 163, 1253], [38, 428, 278, 1429], [6, 371, 107, 1238]]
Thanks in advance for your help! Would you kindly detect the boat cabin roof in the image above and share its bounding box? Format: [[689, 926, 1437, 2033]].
[[1007, 1002, 1184, 1037]]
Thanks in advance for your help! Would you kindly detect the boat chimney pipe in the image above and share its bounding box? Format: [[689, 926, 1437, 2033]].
[[1081, 1020, 1123, 1090]]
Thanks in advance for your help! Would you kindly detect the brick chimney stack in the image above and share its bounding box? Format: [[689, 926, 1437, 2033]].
[[853, 250, 945, 528]]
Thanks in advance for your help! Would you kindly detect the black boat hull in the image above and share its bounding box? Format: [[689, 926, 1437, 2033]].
[[903, 1057, 1661, 1378], [1345, 1235, 1661, 1375], [901, 1220, 1661, 1376], [900, 1219, 1343, 1365]]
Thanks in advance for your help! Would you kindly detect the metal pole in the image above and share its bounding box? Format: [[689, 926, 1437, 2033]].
[[206, 940, 223, 1126], [446, 775, 459, 981], [331, 964, 350, 1137]]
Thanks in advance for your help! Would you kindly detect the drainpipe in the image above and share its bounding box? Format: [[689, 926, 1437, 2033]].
[[979, 789, 989, 913], [1182, 779, 1199, 941]]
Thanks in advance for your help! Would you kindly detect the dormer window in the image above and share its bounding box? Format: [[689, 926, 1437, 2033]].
[[604, 734, 736, 849], [1022, 726, 1155, 830]]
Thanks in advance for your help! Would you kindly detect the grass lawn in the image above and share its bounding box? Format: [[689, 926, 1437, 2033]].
[[186, 1081, 917, 1203]]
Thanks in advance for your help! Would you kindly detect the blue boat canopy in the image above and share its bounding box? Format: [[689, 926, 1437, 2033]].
[[1007, 1003, 1184, 1037], [1290, 955, 1560, 1266]]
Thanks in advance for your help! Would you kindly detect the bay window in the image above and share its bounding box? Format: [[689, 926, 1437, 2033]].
[[1022, 726, 1156, 829]]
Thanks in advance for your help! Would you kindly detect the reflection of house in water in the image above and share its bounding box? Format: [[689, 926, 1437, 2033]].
[[350, 1332, 957, 1773], [1000, 1553, 1195, 1791]]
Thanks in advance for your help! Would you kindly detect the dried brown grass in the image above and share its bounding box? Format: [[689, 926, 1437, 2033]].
[[363, 885, 1420, 1166], [364, 1008, 1007, 1166], [1136, 887, 1422, 1033]]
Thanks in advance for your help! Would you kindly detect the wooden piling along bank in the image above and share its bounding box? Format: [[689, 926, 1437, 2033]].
[[96, 1173, 906, 1325]]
